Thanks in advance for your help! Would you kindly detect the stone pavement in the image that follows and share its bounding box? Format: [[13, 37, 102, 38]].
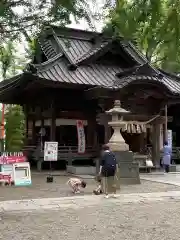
[[1, 194, 180, 239], [141, 172, 180, 186], [2, 173, 180, 239], [0, 173, 180, 201], [1, 190, 180, 213]]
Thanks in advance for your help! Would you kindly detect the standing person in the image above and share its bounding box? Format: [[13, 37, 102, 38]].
[[99, 144, 118, 198], [162, 141, 172, 173]]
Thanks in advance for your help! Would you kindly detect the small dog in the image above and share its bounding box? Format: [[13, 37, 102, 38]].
[[67, 177, 86, 194], [93, 175, 103, 195]]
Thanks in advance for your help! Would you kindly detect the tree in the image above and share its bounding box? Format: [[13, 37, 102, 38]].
[[0, 40, 26, 152], [0, 0, 97, 43], [5, 105, 25, 152], [104, 0, 180, 73]]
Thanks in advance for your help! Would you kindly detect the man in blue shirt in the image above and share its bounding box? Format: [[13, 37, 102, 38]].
[[162, 141, 172, 173]]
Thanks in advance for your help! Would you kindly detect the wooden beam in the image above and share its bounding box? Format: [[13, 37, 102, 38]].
[[84, 87, 113, 100]]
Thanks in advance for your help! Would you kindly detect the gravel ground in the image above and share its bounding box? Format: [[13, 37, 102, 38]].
[[0, 174, 180, 201], [1, 200, 180, 240]]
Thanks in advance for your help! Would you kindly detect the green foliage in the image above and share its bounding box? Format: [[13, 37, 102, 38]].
[[0, 41, 16, 78], [0, 0, 97, 43], [0, 39, 26, 152], [104, 0, 180, 73], [5, 105, 25, 152]]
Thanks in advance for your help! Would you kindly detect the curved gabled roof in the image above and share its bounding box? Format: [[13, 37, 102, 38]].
[[114, 74, 180, 95], [1, 26, 180, 104]]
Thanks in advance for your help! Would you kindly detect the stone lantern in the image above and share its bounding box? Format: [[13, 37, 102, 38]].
[[106, 100, 129, 151], [106, 100, 140, 185]]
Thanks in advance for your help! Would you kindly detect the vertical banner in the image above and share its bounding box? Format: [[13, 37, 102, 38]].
[[76, 120, 86, 154], [167, 129, 172, 149]]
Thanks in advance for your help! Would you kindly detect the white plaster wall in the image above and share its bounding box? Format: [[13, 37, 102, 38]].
[[35, 119, 87, 126]]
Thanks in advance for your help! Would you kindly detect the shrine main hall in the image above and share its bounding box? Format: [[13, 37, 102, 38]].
[[0, 26, 180, 170]]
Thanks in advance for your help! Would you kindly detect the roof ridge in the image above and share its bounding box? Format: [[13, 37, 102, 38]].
[[159, 69, 180, 82], [38, 38, 57, 59], [52, 28, 76, 65], [30, 53, 63, 71], [74, 40, 112, 65]]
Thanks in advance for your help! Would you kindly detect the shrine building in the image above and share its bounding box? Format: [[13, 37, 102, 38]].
[[0, 26, 180, 170]]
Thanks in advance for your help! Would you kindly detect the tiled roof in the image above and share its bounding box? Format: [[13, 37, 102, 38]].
[[38, 39, 57, 59], [2, 26, 180, 98], [74, 41, 110, 65], [32, 27, 180, 95], [57, 37, 93, 64], [114, 74, 180, 95], [55, 35, 112, 66], [36, 55, 122, 86]]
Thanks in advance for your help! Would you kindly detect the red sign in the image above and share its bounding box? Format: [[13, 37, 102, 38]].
[[0, 173, 11, 184], [0, 156, 26, 165]]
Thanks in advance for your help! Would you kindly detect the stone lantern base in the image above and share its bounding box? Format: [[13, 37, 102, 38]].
[[114, 151, 140, 186], [106, 100, 140, 186]]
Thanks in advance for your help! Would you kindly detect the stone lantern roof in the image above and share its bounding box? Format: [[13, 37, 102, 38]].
[[106, 100, 130, 115]]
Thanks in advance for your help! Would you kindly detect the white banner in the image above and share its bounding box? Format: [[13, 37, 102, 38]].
[[44, 142, 58, 161], [167, 129, 172, 149], [76, 120, 86, 153]]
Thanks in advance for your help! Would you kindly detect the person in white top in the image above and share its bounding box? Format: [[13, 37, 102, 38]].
[[67, 178, 86, 193]]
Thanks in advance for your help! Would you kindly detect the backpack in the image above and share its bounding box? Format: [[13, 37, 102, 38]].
[[101, 152, 117, 177], [104, 152, 116, 168]]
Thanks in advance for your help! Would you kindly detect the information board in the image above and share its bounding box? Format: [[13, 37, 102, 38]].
[[44, 142, 58, 161]]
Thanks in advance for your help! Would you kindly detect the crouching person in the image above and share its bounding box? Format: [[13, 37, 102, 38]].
[[67, 178, 86, 194]]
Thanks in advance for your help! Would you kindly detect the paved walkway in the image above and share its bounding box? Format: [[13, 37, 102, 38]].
[[1, 190, 180, 213], [141, 172, 180, 186]]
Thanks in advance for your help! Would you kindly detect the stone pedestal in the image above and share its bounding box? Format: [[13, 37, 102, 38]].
[[114, 151, 140, 185], [67, 165, 96, 175], [169, 165, 176, 172]]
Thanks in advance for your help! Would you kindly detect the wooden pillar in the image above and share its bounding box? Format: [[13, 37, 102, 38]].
[[87, 113, 97, 147], [32, 120, 36, 145], [40, 118, 44, 145], [152, 122, 161, 167], [165, 104, 168, 140], [98, 113, 111, 144], [50, 105, 56, 141], [37, 118, 45, 172], [104, 124, 111, 144], [27, 120, 33, 143]]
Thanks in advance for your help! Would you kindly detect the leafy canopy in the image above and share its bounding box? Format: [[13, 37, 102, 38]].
[[104, 0, 180, 73], [0, 0, 96, 43]]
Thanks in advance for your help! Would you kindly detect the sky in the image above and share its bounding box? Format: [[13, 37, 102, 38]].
[[15, 0, 112, 58]]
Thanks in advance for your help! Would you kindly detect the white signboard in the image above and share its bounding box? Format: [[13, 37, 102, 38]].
[[13, 162, 31, 186], [167, 129, 172, 149], [44, 141, 58, 161], [76, 120, 86, 153]]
